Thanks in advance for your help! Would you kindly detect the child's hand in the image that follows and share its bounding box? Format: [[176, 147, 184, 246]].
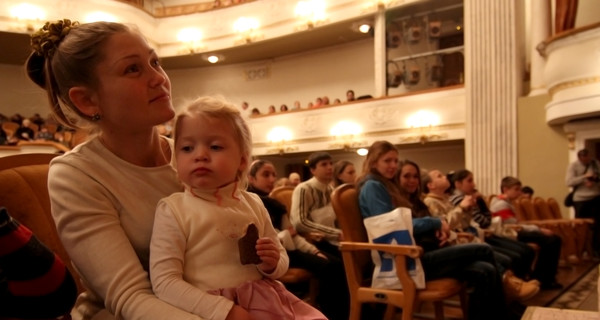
[[256, 237, 280, 274], [225, 305, 255, 320]]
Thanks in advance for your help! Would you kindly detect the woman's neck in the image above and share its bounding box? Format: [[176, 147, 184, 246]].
[[98, 128, 169, 167]]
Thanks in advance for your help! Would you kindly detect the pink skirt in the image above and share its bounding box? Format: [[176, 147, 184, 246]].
[[209, 278, 327, 320]]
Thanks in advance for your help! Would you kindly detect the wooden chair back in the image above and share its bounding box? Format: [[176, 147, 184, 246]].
[[269, 186, 295, 213], [533, 197, 554, 220], [546, 198, 564, 219], [517, 197, 540, 220]]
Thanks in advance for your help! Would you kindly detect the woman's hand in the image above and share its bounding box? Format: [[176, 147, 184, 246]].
[[459, 195, 475, 210], [256, 237, 280, 274], [436, 219, 451, 246], [225, 305, 255, 320]]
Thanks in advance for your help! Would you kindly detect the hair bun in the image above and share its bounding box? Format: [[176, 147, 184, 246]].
[[30, 19, 79, 58]]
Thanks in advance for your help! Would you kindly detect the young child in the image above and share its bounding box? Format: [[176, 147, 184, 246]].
[[490, 176, 563, 290], [149, 96, 326, 320]]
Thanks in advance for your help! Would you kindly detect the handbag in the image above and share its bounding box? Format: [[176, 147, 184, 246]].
[[363, 207, 426, 290], [564, 191, 575, 207]]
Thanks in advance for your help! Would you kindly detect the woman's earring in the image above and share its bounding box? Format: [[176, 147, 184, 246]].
[[91, 113, 101, 121]]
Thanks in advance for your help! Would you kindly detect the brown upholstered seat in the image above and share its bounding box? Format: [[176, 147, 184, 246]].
[[0, 153, 85, 295]]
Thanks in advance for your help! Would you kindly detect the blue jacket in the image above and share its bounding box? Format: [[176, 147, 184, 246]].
[[358, 178, 441, 236]]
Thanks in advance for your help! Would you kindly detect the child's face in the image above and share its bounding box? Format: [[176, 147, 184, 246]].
[[505, 185, 522, 201], [456, 174, 476, 194], [175, 115, 246, 190], [250, 163, 277, 193], [373, 150, 398, 180], [310, 159, 334, 183]]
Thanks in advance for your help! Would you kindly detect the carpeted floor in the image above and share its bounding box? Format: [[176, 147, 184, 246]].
[[549, 264, 598, 311]]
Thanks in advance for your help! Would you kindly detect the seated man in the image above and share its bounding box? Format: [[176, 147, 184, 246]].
[[490, 176, 563, 290], [0, 207, 77, 319]]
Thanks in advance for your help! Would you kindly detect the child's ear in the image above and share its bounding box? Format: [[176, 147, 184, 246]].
[[68, 86, 100, 119]]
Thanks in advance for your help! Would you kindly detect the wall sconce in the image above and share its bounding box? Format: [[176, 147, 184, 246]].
[[177, 27, 204, 54], [267, 127, 298, 154], [10, 3, 45, 32], [234, 17, 261, 44], [294, 0, 326, 30], [400, 110, 446, 144], [329, 121, 366, 151]]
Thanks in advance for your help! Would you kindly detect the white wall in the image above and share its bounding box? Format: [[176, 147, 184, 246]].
[[0, 64, 48, 117]]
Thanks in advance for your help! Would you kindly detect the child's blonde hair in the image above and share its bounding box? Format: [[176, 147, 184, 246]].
[[173, 96, 252, 189]]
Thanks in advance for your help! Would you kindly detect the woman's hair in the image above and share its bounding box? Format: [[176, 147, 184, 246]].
[[25, 19, 132, 130], [249, 159, 272, 178], [452, 169, 472, 184], [173, 96, 253, 188], [332, 160, 353, 187], [357, 140, 409, 207], [397, 159, 430, 218]]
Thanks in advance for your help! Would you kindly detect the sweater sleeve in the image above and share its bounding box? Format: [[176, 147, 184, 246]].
[[150, 201, 234, 320], [289, 184, 341, 240], [49, 163, 202, 320]]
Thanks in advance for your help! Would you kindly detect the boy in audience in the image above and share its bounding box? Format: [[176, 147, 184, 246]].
[[490, 176, 563, 290]]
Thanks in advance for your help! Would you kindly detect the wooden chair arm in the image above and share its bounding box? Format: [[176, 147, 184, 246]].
[[339, 241, 423, 259]]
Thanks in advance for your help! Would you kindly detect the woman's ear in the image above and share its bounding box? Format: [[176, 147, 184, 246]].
[[68, 86, 100, 118]]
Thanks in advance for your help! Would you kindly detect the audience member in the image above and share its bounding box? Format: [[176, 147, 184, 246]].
[[268, 105, 276, 114], [566, 148, 600, 256], [290, 152, 343, 256], [520, 186, 534, 200], [356, 141, 512, 320], [0, 126, 7, 145], [275, 177, 293, 188], [0, 207, 78, 319], [35, 126, 56, 141], [30, 113, 45, 129], [333, 98, 341, 104], [332, 160, 356, 187], [26, 19, 206, 319], [311, 97, 323, 108], [288, 172, 301, 187], [293, 100, 302, 110], [150, 96, 325, 320], [346, 89, 355, 102], [490, 176, 563, 290], [322, 96, 330, 105], [14, 119, 35, 141], [251, 107, 261, 116], [449, 170, 537, 281], [307, 102, 314, 108], [280, 104, 289, 112], [248, 160, 349, 320], [420, 167, 539, 301]]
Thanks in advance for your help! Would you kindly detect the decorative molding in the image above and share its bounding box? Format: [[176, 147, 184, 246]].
[[548, 77, 600, 97]]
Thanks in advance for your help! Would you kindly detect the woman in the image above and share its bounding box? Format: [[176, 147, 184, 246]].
[[247, 160, 349, 320], [25, 20, 200, 319], [332, 160, 357, 187], [356, 141, 510, 320]]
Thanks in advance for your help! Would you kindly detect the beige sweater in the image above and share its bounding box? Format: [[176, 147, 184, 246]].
[[49, 137, 202, 320]]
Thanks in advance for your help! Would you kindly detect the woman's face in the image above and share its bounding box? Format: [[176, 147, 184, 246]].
[[373, 150, 398, 180], [249, 163, 277, 193], [399, 163, 419, 194], [337, 164, 356, 184], [91, 31, 174, 133]]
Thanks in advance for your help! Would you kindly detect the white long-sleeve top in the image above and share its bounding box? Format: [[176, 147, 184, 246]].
[[150, 182, 289, 320], [48, 137, 202, 320]]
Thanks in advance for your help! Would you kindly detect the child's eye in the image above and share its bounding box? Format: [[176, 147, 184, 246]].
[[210, 145, 223, 151], [181, 146, 193, 152], [152, 58, 162, 67]]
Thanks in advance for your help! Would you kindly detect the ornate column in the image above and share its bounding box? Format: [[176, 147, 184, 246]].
[[373, 6, 387, 98], [464, 0, 524, 195], [529, 0, 551, 96]]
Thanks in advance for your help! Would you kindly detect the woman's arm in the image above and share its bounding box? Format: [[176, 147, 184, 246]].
[[49, 163, 202, 320]]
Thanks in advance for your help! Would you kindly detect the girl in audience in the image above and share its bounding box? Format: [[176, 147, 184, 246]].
[[248, 159, 349, 320], [150, 96, 325, 320], [26, 19, 203, 319], [356, 140, 513, 320], [332, 159, 356, 187]]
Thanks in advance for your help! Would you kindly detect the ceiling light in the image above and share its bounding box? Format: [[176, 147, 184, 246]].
[[358, 24, 371, 33], [177, 27, 202, 43], [356, 148, 368, 156], [207, 55, 219, 63], [406, 110, 440, 128]]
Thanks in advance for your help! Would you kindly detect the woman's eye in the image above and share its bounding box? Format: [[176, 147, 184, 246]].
[[210, 145, 223, 151], [125, 64, 140, 74], [181, 146, 193, 152]]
